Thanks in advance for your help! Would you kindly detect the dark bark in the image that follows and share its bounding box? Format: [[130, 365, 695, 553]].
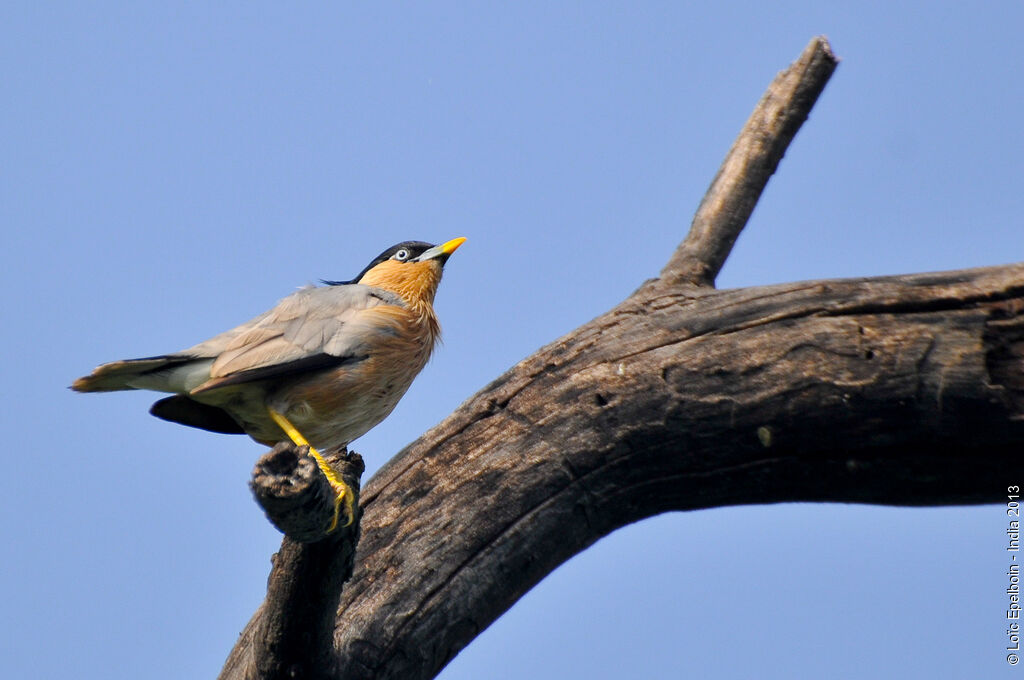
[[250, 443, 363, 543], [228, 446, 364, 679], [219, 36, 1024, 680]]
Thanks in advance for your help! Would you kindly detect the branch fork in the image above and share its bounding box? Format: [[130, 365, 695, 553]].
[[220, 36, 1024, 680]]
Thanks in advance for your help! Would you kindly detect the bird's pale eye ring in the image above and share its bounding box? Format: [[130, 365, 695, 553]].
[[393, 248, 410, 261]]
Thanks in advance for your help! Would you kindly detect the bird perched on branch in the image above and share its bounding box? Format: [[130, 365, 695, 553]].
[[72, 237, 466, 531]]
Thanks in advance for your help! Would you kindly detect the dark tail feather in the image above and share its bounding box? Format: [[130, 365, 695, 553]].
[[149, 395, 246, 435]]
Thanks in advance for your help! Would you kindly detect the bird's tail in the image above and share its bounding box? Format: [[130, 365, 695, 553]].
[[71, 355, 207, 393]]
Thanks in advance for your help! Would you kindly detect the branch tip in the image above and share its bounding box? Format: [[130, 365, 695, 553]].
[[656, 36, 838, 290], [250, 442, 364, 543]]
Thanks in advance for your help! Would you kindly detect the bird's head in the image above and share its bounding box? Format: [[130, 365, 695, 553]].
[[342, 237, 467, 305]]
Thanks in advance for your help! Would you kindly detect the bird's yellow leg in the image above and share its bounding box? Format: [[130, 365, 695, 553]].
[[267, 408, 355, 531]]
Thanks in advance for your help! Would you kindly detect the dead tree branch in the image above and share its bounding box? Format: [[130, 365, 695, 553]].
[[228, 446, 363, 679], [661, 36, 837, 287], [219, 36, 1024, 680]]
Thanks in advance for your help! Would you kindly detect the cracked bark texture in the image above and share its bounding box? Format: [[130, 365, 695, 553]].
[[219, 37, 1024, 680], [320, 267, 1024, 679]]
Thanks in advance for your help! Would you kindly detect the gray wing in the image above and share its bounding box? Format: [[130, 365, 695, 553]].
[[189, 284, 405, 393], [71, 284, 404, 394]]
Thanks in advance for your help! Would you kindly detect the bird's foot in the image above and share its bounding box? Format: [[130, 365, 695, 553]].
[[268, 408, 355, 531], [311, 452, 356, 532]]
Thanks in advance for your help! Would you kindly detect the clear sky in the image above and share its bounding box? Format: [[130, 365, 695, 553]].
[[3, 2, 1022, 678]]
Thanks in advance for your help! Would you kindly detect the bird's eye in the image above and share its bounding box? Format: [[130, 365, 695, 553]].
[[393, 249, 410, 261]]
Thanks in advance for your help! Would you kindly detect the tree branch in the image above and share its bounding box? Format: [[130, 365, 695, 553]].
[[221, 445, 364, 679], [305, 266, 1023, 680], [250, 443, 363, 543], [659, 35, 838, 288], [219, 36, 1024, 680]]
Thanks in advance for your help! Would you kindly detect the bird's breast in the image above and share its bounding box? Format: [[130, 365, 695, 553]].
[[268, 305, 439, 450]]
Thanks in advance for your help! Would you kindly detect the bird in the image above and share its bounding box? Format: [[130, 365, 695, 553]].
[[72, 237, 466, 531]]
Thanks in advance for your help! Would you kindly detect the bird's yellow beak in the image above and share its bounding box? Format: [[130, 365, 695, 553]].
[[418, 237, 467, 262], [440, 236, 467, 255]]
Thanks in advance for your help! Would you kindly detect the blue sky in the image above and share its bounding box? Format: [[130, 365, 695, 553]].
[[3, 2, 1021, 678]]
